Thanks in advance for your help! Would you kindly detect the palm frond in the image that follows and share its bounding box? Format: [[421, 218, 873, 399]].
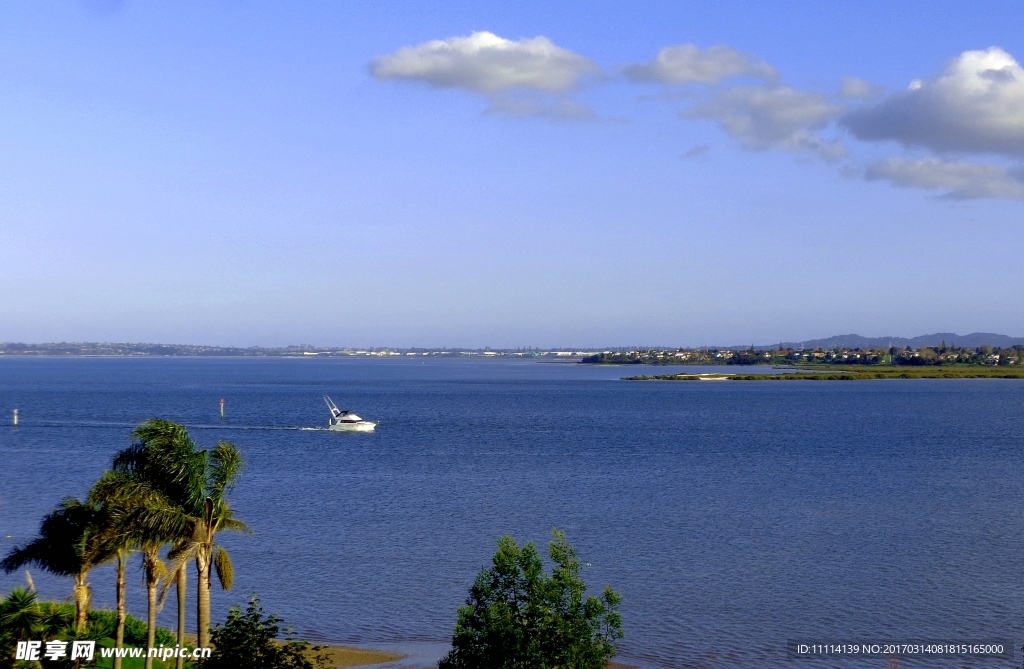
[[89, 470, 159, 509], [89, 521, 133, 561], [37, 601, 74, 638], [2, 498, 104, 577], [111, 442, 149, 475], [129, 508, 196, 548], [132, 420, 197, 454], [159, 543, 200, 603], [130, 419, 207, 515], [156, 563, 185, 609], [217, 516, 253, 535], [2, 538, 52, 574], [0, 587, 41, 639], [208, 441, 243, 501]]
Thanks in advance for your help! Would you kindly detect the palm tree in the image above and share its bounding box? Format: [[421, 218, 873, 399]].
[[113, 420, 202, 669], [172, 563, 187, 669], [1, 498, 113, 633], [91, 467, 176, 669], [169, 439, 246, 650], [110, 545, 132, 669], [115, 420, 248, 652]]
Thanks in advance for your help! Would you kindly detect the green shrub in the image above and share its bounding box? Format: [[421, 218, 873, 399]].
[[204, 595, 328, 669], [86, 610, 175, 647], [439, 529, 622, 669]]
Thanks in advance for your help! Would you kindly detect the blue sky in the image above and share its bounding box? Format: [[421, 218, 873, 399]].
[[1, 1, 1023, 347]]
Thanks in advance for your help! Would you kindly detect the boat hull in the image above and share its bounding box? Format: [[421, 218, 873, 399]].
[[328, 421, 377, 432]]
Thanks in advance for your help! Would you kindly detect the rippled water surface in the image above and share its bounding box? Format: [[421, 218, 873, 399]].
[[1, 357, 1023, 668]]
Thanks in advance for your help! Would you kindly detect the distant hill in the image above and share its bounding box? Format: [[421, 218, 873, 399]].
[[756, 332, 1024, 350]]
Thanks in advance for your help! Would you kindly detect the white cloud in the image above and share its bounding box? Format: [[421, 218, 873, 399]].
[[682, 144, 711, 159], [865, 157, 1024, 199], [843, 47, 1024, 157], [369, 31, 599, 92], [483, 93, 597, 121], [839, 77, 881, 99], [623, 44, 777, 84], [683, 85, 845, 159]]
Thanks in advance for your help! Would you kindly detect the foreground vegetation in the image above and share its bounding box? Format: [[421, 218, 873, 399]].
[[0, 586, 177, 668], [626, 366, 1024, 381], [439, 529, 622, 669], [204, 596, 329, 669], [2, 420, 249, 668], [1, 420, 357, 669], [5, 420, 627, 668], [0, 588, 342, 669]]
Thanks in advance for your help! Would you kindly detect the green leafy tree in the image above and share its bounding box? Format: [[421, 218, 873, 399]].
[[205, 595, 329, 669], [439, 529, 622, 669]]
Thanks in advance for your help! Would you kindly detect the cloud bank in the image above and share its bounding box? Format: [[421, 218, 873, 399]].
[[839, 77, 880, 100], [371, 34, 1024, 200], [369, 31, 598, 92], [684, 85, 845, 159], [866, 157, 1024, 200], [622, 44, 842, 160], [622, 44, 777, 84], [843, 47, 1024, 157]]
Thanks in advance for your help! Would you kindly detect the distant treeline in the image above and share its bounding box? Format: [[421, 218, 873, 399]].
[[584, 343, 1024, 368]]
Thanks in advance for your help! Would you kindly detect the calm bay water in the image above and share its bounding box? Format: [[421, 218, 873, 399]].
[[1, 357, 1022, 668]]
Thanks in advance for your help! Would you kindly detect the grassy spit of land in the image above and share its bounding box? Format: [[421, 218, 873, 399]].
[[625, 366, 1024, 381]]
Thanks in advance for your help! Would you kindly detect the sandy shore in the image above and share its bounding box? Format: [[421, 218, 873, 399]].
[[316, 644, 638, 668], [316, 644, 404, 667], [135, 637, 639, 668]]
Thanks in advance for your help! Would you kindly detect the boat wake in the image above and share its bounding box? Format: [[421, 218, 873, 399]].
[[18, 421, 336, 432]]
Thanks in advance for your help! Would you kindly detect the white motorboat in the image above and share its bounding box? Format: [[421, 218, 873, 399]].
[[324, 395, 377, 432]]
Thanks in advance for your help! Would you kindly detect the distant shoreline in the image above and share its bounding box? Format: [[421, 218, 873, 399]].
[[625, 367, 1024, 381], [0, 343, 589, 359]]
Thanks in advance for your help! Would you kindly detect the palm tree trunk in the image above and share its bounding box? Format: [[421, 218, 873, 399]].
[[144, 550, 158, 669], [74, 570, 90, 634], [196, 550, 212, 649], [114, 553, 127, 669], [176, 564, 187, 669]]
